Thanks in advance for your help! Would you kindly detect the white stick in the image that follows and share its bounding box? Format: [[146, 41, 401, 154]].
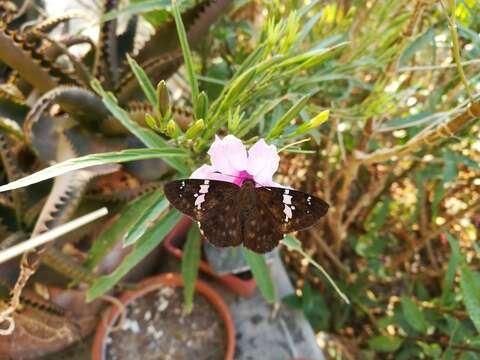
[[0, 207, 109, 265]]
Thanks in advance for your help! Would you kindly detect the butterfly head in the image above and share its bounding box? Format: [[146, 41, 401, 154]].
[[212, 170, 257, 187], [241, 178, 256, 189]]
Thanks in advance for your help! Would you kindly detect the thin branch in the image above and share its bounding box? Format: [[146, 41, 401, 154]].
[[355, 100, 480, 164], [440, 0, 474, 101], [397, 59, 480, 72]]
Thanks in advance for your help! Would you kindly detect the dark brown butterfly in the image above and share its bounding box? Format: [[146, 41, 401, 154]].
[[164, 178, 329, 254]]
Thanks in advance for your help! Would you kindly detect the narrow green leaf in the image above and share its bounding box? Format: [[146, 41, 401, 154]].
[[91, 79, 189, 175], [401, 295, 427, 333], [267, 95, 311, 140], [101, 0, 171, 22], [241, 246, 275, 303], [0, 148, 186, 192], [399, 27, 435, 65], [87, 210, 182, 301], [126, 54, 158, 108], [232, 45, 267, 80], [442, 151, 458, 183], [441, 233, 460, 304], [282, 235, 349, 304], [85, 191, 162, 270], [182, 224, 201, 313], [460, 263, 480, 333], [171, 0, 199, 107], [368, 336, 403, 352], [123, 194, 169, 247]]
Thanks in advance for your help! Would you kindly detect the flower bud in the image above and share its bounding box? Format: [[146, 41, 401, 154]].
[[185, 119, 205, 139]]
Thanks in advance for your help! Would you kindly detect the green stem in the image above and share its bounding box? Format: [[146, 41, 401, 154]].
[[446, 0, 474, 101]]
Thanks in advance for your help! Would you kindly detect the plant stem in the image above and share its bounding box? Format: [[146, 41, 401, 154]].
[[443, 0, 474, 101]]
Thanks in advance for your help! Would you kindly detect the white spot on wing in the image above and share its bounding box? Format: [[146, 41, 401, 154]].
[[284, 205, 293, 222], [283, 189, 294, 222], [195, 194, 205, 209]]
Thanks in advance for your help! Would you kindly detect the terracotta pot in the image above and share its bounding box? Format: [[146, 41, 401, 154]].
[[163, 216, 257, 297], [92, 273, 235, 360]]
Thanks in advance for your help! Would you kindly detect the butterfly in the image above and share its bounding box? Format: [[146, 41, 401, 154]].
[[164, 178, 329, 254]]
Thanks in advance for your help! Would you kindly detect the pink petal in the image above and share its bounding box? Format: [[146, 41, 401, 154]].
[[190, 164, 239, 184], [190, 164, 214, 179], [247, 139, 280, 185], [208, 135, 247, 175]]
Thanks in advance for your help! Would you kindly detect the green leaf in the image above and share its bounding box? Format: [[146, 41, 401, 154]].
[[267, 95, 311, 140], [417, 342, 442, 359], [87, 210, 182, 301], [401, 295, 427, 334], [460, 263, 480, 333], [172, 0, 199, 109], [241, 247, 275, 303], [123, 194, 169, 247], [126, 54, 158, 109], [85, 191, 163, 270], [399, 27, 435, 65], [0, 148, 186, 192], [443, 150, 458, 183], [282, 235, 349, 304], [101, 0, 171, 22], [441, 233, 460, 304], [182, 224, 201, 313], [91, 79, 189, 175], [368, 336, 403, 352]]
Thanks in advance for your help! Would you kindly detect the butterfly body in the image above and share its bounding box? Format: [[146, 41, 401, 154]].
[[164, 178, 329, 254]]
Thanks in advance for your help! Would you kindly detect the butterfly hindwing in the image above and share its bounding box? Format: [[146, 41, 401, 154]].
[[199, 204, 243, 248], [256, 186, 329, 233], [241, 201, 283, 253], [164, 179, 238, 221]]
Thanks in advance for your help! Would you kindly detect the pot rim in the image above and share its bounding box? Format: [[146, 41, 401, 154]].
[[91, 272, 235, 360]]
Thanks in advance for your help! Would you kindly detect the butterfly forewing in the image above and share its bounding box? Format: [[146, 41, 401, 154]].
[[256, 187, 329, 233], [164, 179, 238, 221]]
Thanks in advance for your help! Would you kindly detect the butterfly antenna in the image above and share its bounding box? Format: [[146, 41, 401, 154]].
[[212, 171, 265, 187], [212, 171, 241, 179]]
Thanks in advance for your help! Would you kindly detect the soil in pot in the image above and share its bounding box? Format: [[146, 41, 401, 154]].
[[104, 285, 226, 360]]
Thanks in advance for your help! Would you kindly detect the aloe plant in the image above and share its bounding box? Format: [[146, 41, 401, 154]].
[[0, 0, 230, 356]]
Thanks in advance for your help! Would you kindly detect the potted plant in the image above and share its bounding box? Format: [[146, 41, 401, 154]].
[[92, 273, 235, 360]]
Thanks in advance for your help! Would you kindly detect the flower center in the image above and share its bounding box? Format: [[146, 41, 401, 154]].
[[235, 170, 254, 186]]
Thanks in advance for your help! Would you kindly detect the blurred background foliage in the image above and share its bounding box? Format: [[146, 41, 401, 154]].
[[0, 0, 480, 358]]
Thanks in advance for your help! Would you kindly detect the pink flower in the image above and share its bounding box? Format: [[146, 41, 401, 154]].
[[190, 135, 283, 187]]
